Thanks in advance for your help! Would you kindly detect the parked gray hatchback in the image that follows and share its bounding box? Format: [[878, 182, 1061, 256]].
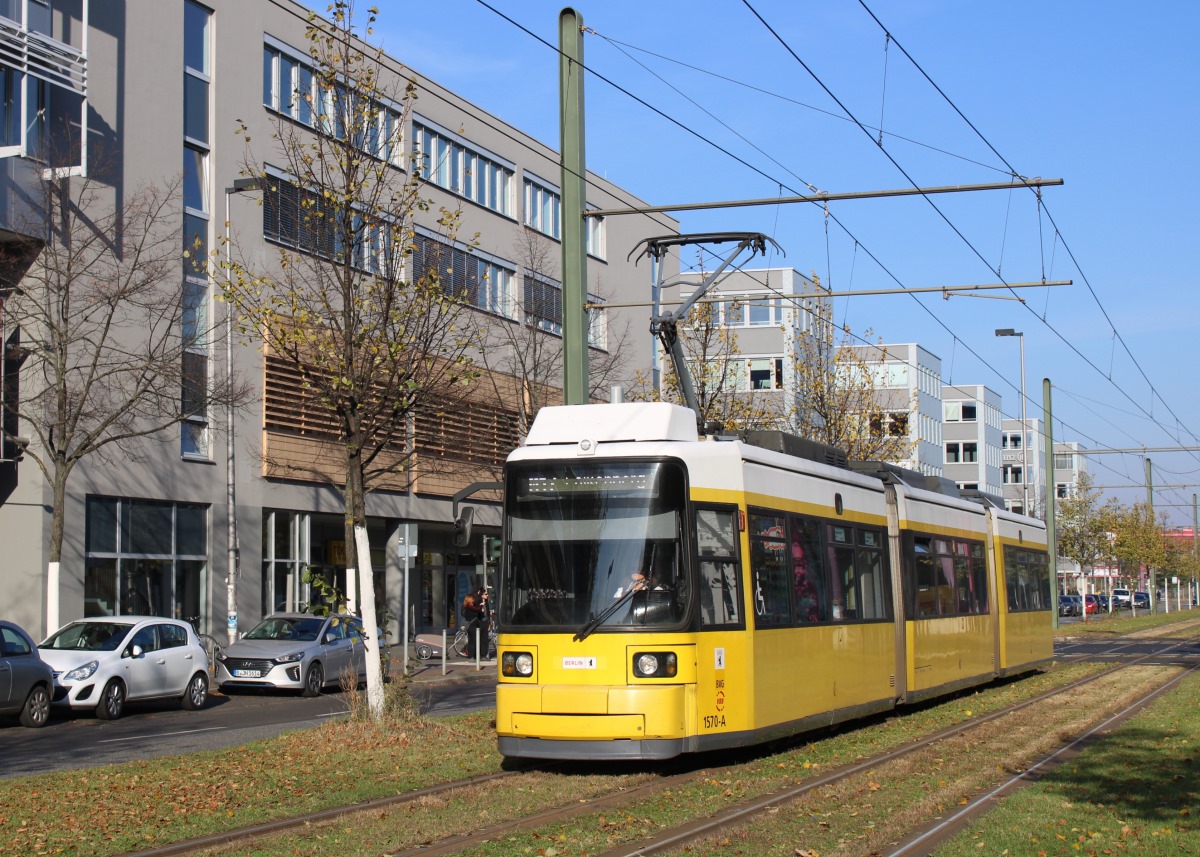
[[0, 620, 54, 727]]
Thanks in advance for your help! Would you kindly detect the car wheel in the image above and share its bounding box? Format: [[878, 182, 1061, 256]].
[[302, 662, 324, 697], [180, 672, 209, 710], [96, 679, 125, 720], [416, 644, 433, 660], [19, 685, 51, 728]]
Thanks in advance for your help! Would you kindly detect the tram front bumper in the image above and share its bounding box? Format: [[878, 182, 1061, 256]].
[[497, 682, 691, 741]]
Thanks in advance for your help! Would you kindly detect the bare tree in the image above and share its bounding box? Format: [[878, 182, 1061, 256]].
[[1, 162, 246, 631], [792, 297, 915, 462], [468, 227, 633, 458], [629, 295, 784, 432], [223, 2, 477, 716]]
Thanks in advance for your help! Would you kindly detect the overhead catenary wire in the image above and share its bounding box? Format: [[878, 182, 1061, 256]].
[[853, 0, 1200, 458], [459, 1, 1182, 509]]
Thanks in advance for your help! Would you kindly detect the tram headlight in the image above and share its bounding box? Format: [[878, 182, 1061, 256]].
[[633, 651, 677, 678], [502, 651, 534, 677]]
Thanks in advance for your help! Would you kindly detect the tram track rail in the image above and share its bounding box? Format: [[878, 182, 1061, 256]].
[[123, 634, 1200, 857]]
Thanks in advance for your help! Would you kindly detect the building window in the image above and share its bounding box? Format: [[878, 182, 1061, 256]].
[[747, 357, 783, 390], [720, 296, 783, 328], [1003, 464, 1023, 485], [945, 401, 977, 422], [84, 496, 209, 621], [585, 209, 605, 260], [523, 177, 560, 239], [261, 509, 310, 615], [522, 271, 606, 347], [412, 233, 515, 318], [414, 120, 513, 217], [182, 1, 212, 458], [870, 363, 911, 388], [1002, 431, 1022, 450], [524, 272, 562, 335], [262, 41, 404, 166], [946, 442, 979, 464], [1054, 453, 1074, 470], [519, 176, 606, 260]]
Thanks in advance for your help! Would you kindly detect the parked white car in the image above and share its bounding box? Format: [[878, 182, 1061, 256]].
[[39, 617, 210, 720]]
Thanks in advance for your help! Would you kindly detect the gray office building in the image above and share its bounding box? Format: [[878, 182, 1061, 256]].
[[0, 0, 677, 640]]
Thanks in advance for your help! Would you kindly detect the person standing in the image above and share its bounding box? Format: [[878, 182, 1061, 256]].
[[462, 586, 488, 658]]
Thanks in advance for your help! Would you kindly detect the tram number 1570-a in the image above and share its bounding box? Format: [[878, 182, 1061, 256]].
[[703, 714, 727, 729]]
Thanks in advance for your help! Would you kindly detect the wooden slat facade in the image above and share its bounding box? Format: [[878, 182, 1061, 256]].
[[262, 349, 547, 499]]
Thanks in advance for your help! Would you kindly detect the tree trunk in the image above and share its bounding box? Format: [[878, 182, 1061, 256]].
[[354, 523, 385, 717], [45, 460, 70, 634], [345, 446, 385, 718]]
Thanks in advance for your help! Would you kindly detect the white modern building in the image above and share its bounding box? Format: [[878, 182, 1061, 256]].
[[941, 384, 1003, 496], [670, 266, 830, 430], [843, 343, 944, 476]]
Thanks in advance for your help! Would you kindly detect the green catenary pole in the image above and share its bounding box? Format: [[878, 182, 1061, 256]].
[[1043, 378, 1058, 628], [559, 8, 588, 404]]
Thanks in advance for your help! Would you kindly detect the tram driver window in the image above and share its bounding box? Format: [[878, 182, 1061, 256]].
[[696, 508, 741, 627]]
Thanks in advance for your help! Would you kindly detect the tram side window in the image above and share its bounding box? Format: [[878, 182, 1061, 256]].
[[749, 513, 791, 625], [1004, 545, 1051, 612], [826, 525, 857, 620], [824, 525, 889, 621], [856, 528, 889, 620], [910, 537, 942, 617], [696, 508, 742, 627], [789, 515, 826, 623], [955, 544, 984, 609], [906, 534, 988, 618]]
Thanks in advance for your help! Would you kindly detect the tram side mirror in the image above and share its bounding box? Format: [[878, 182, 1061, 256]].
[[452, 506, 474, 547]]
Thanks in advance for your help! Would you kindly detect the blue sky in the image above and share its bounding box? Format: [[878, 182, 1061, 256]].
[[371, 0, 1200, 524]]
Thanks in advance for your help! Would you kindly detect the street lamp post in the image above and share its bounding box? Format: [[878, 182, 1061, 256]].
[[995, 329, 1028, 514], [223, 177, 260, 645]]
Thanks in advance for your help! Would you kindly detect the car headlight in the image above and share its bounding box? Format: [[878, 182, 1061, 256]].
[[633, 651, 677, 678], [502, 652, 533, 677], [273, 652, 305, 663], [63, 660, 100, 682]]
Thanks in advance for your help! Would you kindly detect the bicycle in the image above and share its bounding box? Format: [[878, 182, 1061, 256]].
[[451, 621, 497, 659], [187, 617, 223, 676]]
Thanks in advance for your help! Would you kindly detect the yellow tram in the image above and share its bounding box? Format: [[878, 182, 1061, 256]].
[[495, 401, 1052, 760]]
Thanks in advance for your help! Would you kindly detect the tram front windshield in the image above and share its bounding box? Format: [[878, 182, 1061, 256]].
[[500, 459, 689, 632]]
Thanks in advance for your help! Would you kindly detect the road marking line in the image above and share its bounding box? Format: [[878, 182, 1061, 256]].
[[99, 727, 227, 743]]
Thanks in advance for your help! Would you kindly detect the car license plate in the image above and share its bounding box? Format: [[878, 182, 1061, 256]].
[[234, 669, 263, 678]]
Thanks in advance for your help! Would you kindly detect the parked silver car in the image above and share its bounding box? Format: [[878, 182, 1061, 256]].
[[215, 613, 381, 696], [0, 620, 54, 727], [39, 617, 210, 720]]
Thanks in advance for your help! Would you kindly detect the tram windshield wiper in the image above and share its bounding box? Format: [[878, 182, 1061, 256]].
[[574, 587, 637, 642]]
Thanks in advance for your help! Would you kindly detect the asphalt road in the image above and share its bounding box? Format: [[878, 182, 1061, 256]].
[[0, 677, 497, 780]]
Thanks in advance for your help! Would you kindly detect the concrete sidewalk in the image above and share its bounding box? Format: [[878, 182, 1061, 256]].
[[386, 648, 496, 684]]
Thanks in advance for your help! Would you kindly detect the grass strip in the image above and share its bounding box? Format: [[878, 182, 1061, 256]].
[[935, 671, 1200, 856], [199, 664, 1106, 857]]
